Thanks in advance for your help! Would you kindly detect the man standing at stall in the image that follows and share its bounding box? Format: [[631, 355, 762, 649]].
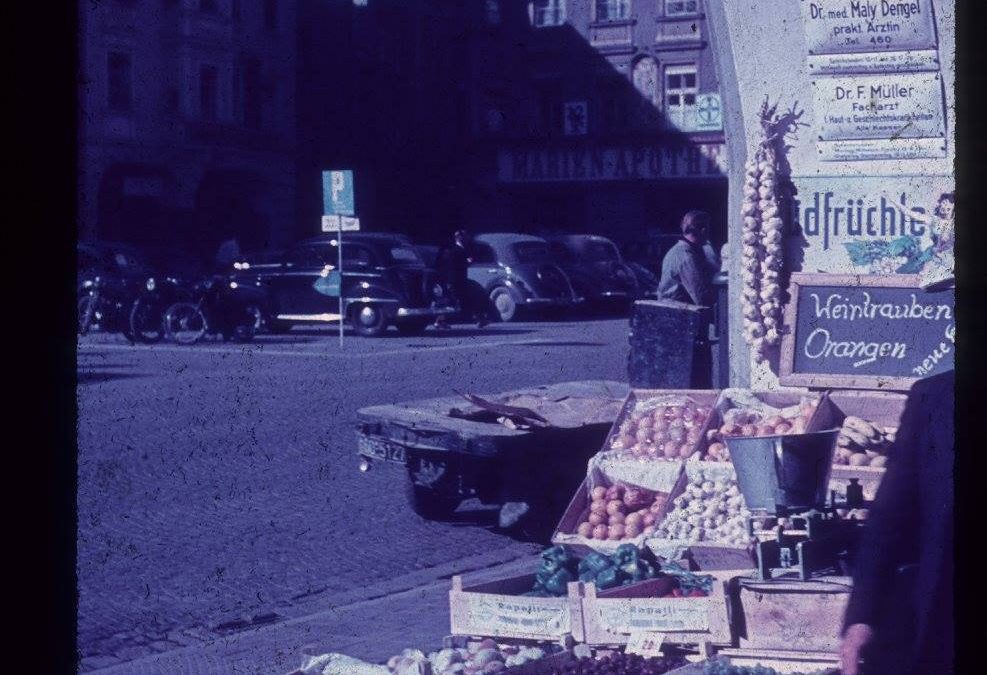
[[840, 368, 954, 675], [657, 210, 715, 387]]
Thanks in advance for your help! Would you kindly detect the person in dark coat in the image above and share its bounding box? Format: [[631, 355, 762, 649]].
[[840, 368, 954, 675], [434, 230, 489, 329]]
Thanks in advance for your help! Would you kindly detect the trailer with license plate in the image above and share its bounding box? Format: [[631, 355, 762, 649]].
[[355, 380, 629, 535]]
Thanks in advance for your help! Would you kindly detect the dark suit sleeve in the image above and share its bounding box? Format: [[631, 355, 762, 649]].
[[842, 381, 924, 632]]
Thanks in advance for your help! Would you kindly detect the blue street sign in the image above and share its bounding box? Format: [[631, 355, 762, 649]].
[[322, 170, 355, 216]]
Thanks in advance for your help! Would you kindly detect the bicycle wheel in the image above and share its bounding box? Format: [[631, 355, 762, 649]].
[[163, 303, 208, 345], [78, 295, 96, 335]]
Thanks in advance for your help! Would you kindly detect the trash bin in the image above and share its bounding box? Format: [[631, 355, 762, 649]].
[[627, 299, 709, 389]]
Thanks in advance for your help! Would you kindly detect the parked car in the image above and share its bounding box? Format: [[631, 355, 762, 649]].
[[467, 233, 582, 322], [231, 233, 455, 337], [545, 234, 651, 305]]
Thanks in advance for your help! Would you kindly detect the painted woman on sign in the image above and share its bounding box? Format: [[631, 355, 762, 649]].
[[887, 191, 954, 289]]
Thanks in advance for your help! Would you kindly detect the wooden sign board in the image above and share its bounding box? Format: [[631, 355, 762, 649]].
[[779, 274, 954, 391]]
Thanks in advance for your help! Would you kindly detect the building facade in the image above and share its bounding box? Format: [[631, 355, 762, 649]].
[[461, 0, 728, 249], [78, 0, 297, 261]]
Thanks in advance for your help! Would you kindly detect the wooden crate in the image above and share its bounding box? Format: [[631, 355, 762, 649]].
[[647, 462, 753, 570], [570, 570, 740, 649], [733, 576, 851, 654], [441, 637, 578, 674], [598, 389, 723, 459], [815, 389, 908, 501], [552, 469, 687, 555], [715, 648, 840, 673], [449, 573, 575, 643]]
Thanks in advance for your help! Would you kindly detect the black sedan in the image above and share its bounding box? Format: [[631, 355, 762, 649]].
[[546, 234, 651, 306], [232, 233, 455, 336], [467, 233, 582, 322]]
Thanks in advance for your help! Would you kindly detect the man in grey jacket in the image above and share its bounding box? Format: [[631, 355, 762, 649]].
[[657, 210, 716, 387], [658, 210, 715, 306]]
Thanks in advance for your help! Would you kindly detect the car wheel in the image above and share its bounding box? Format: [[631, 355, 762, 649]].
[[489, 287, 518, 322], [405, 483, 463, 521], [351, 303, 388, 337], [163, 303, 208, 345], [395, 318, 430, 336]]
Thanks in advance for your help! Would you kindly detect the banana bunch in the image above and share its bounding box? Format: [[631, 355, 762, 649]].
[[834, 416, 897, 468]]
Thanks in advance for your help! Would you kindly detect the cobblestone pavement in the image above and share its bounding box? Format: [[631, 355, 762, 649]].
[[77, 318, 628, 671]]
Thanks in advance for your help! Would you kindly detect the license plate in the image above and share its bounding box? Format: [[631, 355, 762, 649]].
[[359, 436, 407, 464]]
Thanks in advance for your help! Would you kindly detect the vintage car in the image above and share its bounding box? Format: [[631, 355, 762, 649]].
[[232, 232, 455, 336], [467, 233, 582, 322], [545, 234, 651, 305]]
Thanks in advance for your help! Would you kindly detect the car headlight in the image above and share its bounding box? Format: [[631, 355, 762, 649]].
[[146, 278, 156, 291], [229, 281, 239, 289], [432, 283, 445, 298]]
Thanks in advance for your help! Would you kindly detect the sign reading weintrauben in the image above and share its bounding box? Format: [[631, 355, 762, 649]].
[[780, 274, 953, 388], [498, 143, 727, 183]]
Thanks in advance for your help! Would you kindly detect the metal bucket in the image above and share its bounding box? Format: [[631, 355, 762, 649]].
[[724, 429, 841, 515]]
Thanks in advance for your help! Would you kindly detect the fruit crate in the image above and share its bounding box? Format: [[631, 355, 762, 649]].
[[441, 636, 577, 674], [813, 389, 909, 501], [645, 462, 756, 571], [449, 573, 577, 644], [598, 389, 724, 461], [713, 649, 841, 673], [552, 468, 687, 556], [569, 569, 741, 649], [731, 575, 851, 654]]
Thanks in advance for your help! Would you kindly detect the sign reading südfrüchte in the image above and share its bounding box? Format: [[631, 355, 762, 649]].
[[497, 143, 727, 183], [780, 273, 953, 390]]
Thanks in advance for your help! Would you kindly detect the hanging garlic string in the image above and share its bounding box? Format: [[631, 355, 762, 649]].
[[740, 101, 787, 364]]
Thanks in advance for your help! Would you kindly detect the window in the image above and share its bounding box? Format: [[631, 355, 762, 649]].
[[595, 0, 629, 21], [199, 0, 217, 13], [107, 52, 132, 111], [664, 64, 697, 130], [512, 242, 552, 264], [264, 0, 277, 29], [632, 57, 659, 106], [471, 244, 497, 265], [485, 0, 501, 25], [199, 65, 218, 120], [284, 247, 327, 268], [531, 0, 565, 27], [665, 0, 699, 16], [243, 58, 262, 129], [389, 246, 423, 265], [341, 244, 374, 268]]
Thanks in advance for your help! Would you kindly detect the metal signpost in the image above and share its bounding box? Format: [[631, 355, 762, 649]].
[[322, 170, 358, 347]]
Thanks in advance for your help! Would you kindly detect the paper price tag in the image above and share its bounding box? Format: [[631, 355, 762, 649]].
[[625, 632, 665, 657]]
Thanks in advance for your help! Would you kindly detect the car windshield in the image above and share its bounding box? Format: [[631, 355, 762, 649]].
[[389, 245, 423, 265], [578, 240, 620, 263], [511, 242, 552, 264]]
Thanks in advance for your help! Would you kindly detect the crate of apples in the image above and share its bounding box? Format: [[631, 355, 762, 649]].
[[608, 398, 714, 461], [574, 484, 668, 541]]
